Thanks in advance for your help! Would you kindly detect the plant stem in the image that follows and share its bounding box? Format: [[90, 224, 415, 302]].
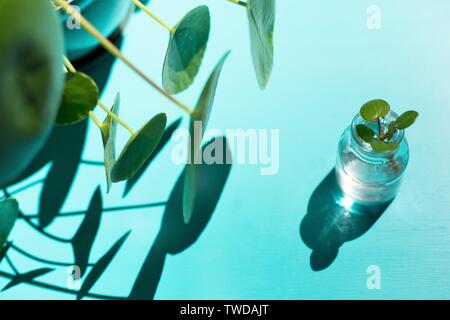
[[63, 56, 136, 135], [377, 118, 382, 139], [98, 101, 136, 135], [89, 111, 103, 129], [131, 0, 174, 33], [63, 56, 77, 73], [54, 0, 193, 115], [227, 0, 248, 8]]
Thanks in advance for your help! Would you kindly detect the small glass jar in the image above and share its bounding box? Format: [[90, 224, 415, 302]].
[[335, 111, 409, 204]]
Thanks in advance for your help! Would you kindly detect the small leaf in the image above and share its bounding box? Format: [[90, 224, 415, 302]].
[[123, 118, 182, 197], [100, 93, 120, 193], [370, 140, 399, 153], [183, 52, 230, 224], [162, 5, 211, 94], [111, 113, 167, 182], [77, 231, 131, 300], [72, 187, 103, 276], [0, 198, 19, 248], [395, 111, 419, 130], [356, 124, 374, 143], [56, 72, 99, 125], [360, 99, 390, 122], [247, 0, 276, 89], [2, 268, 53, 292]]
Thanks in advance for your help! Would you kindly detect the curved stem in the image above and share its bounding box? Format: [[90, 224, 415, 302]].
[[54, 0, 193, 115], [0, 270, 124, 300], [131, 0, 174, 33], [227, 0, 248, 8], [10, 244, 94, 267]]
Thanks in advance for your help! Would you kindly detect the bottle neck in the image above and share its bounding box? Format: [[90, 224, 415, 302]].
[[350, 111, 405, 160]]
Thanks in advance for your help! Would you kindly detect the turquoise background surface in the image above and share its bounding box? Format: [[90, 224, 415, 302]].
[[1, 0, 450, 299]]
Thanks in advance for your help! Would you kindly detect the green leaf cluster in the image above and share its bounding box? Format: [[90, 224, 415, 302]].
[[356, 99, 419, 153]]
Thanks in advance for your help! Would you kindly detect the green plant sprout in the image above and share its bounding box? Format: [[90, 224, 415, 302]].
[[356, 99, 419, 153]]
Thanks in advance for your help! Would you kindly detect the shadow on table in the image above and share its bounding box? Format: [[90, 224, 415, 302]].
[[300, 169, 392, 271], [128, 137, 233, 300]]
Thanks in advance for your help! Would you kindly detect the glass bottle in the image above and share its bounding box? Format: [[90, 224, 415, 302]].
[[335, 111, 409, 204]]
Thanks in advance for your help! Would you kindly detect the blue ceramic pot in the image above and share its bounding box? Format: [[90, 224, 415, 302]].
[[60, 0, 149, 60]]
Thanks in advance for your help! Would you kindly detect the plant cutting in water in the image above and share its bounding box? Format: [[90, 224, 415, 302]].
[[0, 0, 277, 299], [356, 99, 419, 153]]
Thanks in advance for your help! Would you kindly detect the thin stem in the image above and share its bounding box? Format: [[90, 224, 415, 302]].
[[98, 101, 136, 135], [377, 118, 382, 139], [64, 55, 136, 135], [54, 0, 193, 115], [63, 56, 77, 73], [10, 244, 94, 267], [0, 270, 124, 300], [131, 0, 174, 33], [227, 0, 248, 8], [89, 111, 103, 129]]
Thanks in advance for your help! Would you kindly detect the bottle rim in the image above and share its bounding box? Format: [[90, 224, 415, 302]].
[[350, 111, 405, 158]]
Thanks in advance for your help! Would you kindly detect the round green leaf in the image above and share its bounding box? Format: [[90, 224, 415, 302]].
[[56, 72, 99, 125], [183, 52, 230, 224], [247, 0, 276, 89], [356, 124, 374, 143], [111, 113, 167, 182], [162, 5, 210, 94], [370, 140, 399, 153], [0, 0, 64, 187], [0, 198, 19, 248], [395, 110, 419, 130], [360, 99, 390, 121]]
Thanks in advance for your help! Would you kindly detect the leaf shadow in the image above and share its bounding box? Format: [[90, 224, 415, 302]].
[[300, 169, 393, 271], [10, 31, 124, 228], [128, 136, 233, 300], [123, 118, 182, 197]]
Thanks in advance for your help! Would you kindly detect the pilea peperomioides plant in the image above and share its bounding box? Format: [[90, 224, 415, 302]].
[[356, 99, 419, 153]]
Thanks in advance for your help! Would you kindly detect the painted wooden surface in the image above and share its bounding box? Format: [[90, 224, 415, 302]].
[[1, 0, 449, 299]]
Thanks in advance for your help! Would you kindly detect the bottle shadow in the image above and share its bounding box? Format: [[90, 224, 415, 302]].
[[300, 169, 393, 271]]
